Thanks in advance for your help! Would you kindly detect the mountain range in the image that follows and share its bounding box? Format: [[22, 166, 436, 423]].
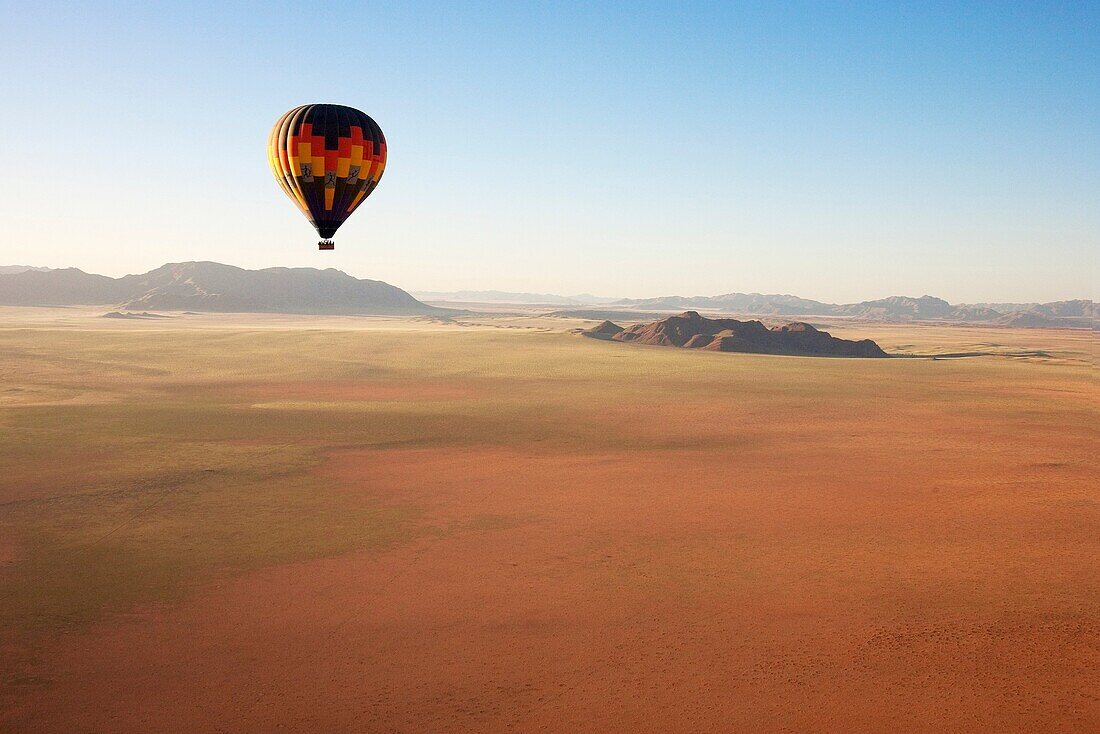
[[0, 265, 53, 275], [407, 286, 1093, 327], [1, 264, 1092, 327], [600, 294, 1094, 328], [413, 289, 618, 305], [0, 262, 442, 315]]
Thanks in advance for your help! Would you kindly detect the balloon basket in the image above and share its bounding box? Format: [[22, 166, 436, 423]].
[[318, 240, 335, 250]]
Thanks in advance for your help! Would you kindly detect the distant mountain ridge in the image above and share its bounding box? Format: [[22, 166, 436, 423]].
[[613, 293, 831, 315], [0, 262, 443, 315], [414, 289, 618, 305], [0, 265, 52, 275], [610, 293, 1094, 328], [1, 264, 1091, 326], [963, 300, 1097, 317], [414, 288, 1094, 327]]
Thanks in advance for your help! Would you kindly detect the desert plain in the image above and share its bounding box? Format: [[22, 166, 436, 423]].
[[0, 307, 1096, 732]]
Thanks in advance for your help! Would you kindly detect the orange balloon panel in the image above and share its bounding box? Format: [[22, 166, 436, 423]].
[[268, 104, 387, 241]]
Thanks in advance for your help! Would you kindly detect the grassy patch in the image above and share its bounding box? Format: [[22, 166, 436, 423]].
[[1, 465, 420, 631]]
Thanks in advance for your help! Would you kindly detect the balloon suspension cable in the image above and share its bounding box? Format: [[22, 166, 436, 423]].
[[318, 240, 335, 251]]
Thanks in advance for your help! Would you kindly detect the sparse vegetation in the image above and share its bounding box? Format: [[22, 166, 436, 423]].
[[1, 309, 1096, 731]]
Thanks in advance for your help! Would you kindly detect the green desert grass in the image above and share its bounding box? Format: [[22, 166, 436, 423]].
[[3, 469, 417, 630], [0, 315, 1095, 636]]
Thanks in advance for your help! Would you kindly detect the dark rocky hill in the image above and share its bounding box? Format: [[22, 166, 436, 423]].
[[581, 320, 625, 339], [584, 311, 887, 357]]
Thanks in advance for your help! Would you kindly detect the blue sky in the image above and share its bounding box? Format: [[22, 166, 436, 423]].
[[1, 1, 1096, 301]]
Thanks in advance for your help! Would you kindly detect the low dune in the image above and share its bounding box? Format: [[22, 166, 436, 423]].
[[101, 311, 172, 319]]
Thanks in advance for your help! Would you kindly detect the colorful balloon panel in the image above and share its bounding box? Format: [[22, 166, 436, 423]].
[[268, 104, 387, 240]]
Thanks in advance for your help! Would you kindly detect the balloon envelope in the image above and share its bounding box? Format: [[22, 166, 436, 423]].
[[268, 104, 387, 241]]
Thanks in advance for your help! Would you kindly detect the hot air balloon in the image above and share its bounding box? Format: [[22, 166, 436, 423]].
[[268, 104, 387, 250]]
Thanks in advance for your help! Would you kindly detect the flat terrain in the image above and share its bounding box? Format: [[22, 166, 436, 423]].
[[1, 307, 1096, 732]]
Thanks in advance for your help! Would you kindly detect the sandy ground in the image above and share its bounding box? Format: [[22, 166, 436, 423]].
[[1, 309, 1096, 732]]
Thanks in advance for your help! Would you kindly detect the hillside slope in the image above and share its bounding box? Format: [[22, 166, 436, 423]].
[[0, 262, 443, 315]]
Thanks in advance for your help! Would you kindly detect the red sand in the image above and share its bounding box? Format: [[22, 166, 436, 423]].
[[7, 447, 1096, 732], [235, 380, 478, 402]]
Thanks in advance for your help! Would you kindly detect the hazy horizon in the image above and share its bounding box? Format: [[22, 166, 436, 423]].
[[3, 2, 1097, 303], [3, 259, 1094, 306]]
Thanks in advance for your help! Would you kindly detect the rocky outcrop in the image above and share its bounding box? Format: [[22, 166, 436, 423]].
[[594, 312, 887, 357], [581, 320, 625, 340]]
